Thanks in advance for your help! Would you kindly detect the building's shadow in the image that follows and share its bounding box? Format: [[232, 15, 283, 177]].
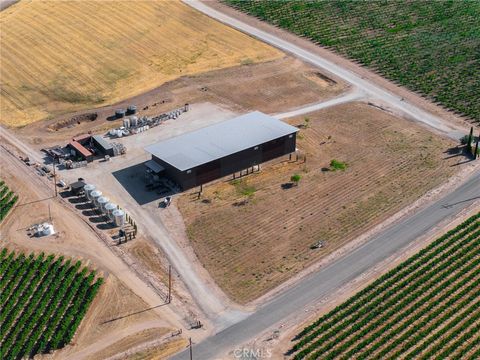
[[111, 162, 176, 206]]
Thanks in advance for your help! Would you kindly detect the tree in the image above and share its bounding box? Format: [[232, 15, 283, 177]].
[[467, 126, 473, 152], [291, 174, 302, 186]]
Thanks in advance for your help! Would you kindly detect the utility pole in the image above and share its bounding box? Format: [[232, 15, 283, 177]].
[[189, 338, 193, 360], [168, 265, 172, 304], [52, 156, 58, 197]]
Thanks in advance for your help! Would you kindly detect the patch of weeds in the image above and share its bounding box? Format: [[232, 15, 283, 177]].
[[330, 159, 347, 171], [232, 179, 256, 197]]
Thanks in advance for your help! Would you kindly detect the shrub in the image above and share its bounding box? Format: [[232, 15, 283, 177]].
[[291, 174, 302, 185], [330, 159, 347, 171]]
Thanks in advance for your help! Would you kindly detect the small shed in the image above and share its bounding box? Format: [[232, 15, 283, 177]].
[[68, 141, 93, 162], [92, 135, 114, 157]]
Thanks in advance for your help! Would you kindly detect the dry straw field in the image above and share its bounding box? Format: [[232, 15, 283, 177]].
[[0, 0, 281, 127], [178, 103, 459, 303]]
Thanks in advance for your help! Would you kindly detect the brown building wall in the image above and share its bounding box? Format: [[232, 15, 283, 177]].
[[152, 133, 296, 190]]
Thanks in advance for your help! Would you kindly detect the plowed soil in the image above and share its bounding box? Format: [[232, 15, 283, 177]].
[[177, 102, 461, 303]]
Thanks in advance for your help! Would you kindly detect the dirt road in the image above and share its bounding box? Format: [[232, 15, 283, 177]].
[[185, 0, 468, 141], [67, 320, 166, 360], [274, 88, 365, 119]]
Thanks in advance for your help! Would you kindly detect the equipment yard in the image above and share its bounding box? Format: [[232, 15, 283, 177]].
[[1, 1, 479, 359]]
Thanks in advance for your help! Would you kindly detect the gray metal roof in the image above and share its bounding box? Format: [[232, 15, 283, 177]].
[[144, 111, 298, 171], [92, 135, 113, 151]]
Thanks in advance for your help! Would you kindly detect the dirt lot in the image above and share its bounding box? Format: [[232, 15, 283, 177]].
[[0, 0, 283, 127], [177, 102, 464, 303], [0, 145, 186, 359], [13, 56, 345, 149]]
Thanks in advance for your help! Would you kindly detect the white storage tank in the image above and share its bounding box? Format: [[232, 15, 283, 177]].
[[123, 117, 130, 128], [112, 209, 125, 227], [116, 130, 123, 138], [90, 190, 102, 207], [84, 184, 95, 200], [41, 223, 55, 236], [97, 196, 109, 212], [105, 203, 117, 219], [130, 116, 138, 127]]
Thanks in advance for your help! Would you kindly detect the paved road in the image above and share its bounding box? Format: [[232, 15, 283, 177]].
[[185, 0, 465, 140], [173, 168, 480, 359], [0, 0, 18, 11]]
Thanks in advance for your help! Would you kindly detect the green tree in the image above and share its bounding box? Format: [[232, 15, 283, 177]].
[[291, 174, 302, 186]]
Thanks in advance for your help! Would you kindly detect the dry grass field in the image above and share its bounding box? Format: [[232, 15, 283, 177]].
[[177, 103, 461, 303], [0, 0, 281, 127]]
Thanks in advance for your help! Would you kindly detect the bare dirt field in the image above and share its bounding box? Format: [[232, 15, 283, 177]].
[[0, 0, 282, 127], [177, 102, 464, 303], [13, 56, 345, 149], [0, 145, 186, 359]]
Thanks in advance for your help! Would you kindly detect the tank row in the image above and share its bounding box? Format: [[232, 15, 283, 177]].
[[84, 184, 125, 227]]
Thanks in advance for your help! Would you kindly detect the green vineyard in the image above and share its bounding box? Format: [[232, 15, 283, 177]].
[[0, 249, 103, 360], [289, 212, 480, 359], [226, 1, 480, 122], [0, 180, 18, 222]]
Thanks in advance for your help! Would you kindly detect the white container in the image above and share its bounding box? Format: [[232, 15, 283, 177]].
[[112, 209, 125, 227], [40, 223, 55, 236], [105, 203, 117, 219], [130, 116, 138, 127], [123, 118, 130, 128], [97, 196, 109, 212], [116, 130, 123, 138], [109, 129, 116, 136], [90, 190, 102, 206], [84, 184, 95, 200]]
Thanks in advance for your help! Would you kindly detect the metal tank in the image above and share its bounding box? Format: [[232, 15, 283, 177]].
[[123, 117, 130, 128], [115, 109, 126, 118], [90, 190, 102, 207], [105, 203, 117, 219], [130, 116, 138, 127], [84, 184, 95, 200], [112, 209, 125, 227], [97, 196, 109, 212]]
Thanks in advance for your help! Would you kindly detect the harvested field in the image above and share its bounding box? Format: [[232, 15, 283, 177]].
[[0, 0, 282, 127], [290, 212, 480, 359], [177, 102, 461, 303]]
